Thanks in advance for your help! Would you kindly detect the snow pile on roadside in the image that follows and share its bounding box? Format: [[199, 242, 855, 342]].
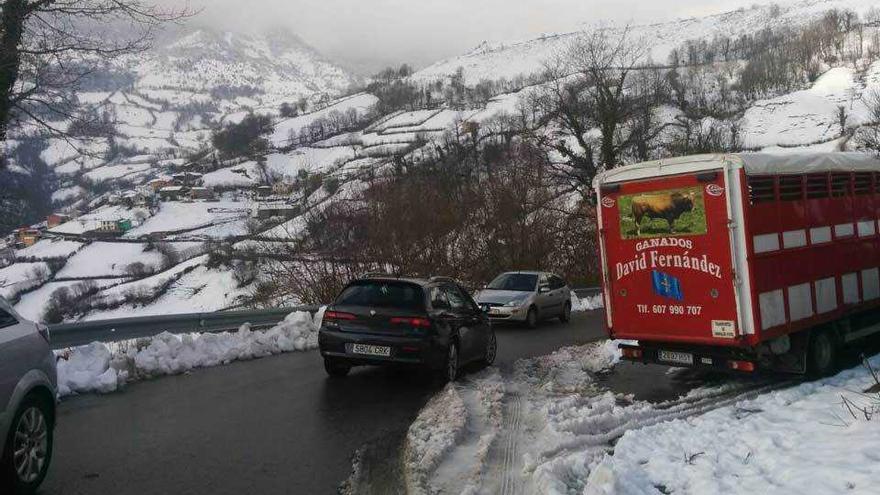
[[413, 342, 625, 494], [403, 369, 506, 495], [572, 293, 604, 312], [56, 310, 321, 397], [55, 343, 129, 395], [403, 385, 468, 493], [585, 357, 880, 495], [517, 341, 623, 394]]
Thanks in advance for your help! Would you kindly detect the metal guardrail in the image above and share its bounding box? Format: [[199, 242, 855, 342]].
[[572, 287, 602, 298], [48, 306, 319, 350], [47, 288, 602, 350]]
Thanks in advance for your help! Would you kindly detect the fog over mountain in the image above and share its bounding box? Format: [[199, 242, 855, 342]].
[[161, 0, 762, 73]]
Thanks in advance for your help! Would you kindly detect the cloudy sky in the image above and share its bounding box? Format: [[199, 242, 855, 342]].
[[174, 0, 768, 73]]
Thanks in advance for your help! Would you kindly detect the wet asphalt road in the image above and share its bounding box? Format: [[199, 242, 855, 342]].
[[39, 311, 691, 495]]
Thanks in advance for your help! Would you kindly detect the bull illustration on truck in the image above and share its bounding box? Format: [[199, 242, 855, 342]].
[[631, 191, 696, 236], [595, 152, 880, 376]]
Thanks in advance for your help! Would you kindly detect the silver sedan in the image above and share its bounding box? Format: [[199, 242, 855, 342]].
[[474, 272, 572, 328]]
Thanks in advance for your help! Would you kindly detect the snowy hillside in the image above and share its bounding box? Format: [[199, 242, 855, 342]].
[[412, 0, 876, 86], [18, 24, 357, 210], [6, 0, 880, 324]]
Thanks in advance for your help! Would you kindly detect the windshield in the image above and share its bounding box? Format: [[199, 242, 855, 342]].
[[335, 281, 425, 310], [487, 273, 538, 292]]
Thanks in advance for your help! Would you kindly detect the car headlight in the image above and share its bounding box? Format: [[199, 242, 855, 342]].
[[505, 298, 527, 307]]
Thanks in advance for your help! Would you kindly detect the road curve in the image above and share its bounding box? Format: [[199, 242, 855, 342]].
[[40, 311, 693, 495]]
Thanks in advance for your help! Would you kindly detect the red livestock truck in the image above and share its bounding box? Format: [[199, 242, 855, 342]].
[[594, 152, 880, 375]]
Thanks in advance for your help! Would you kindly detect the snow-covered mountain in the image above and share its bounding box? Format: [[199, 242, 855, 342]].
[[23, 25, 357, 201], [411, 0, 875, 85], [133, 27, 355, 106]]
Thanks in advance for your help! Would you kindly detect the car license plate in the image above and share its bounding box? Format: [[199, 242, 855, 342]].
[[658, 350, 694, 366], [350, 344, 392, 357]]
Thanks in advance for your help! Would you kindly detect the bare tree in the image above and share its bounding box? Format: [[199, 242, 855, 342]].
[[856, 91, 880, 155], [531, 26, 663, 193], [566, 26, 650, 169], [0, 0, 191, 165], [837, 105, 849, 134]]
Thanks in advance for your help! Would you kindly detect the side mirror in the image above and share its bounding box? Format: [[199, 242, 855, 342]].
[[539, 285, 550, 293]]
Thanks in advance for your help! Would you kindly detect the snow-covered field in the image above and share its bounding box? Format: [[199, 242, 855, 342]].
[[123, 201, 251, 238], [55, 242, 165, 278], [15, 239, 84, 260], [56, 309, 324, 397]]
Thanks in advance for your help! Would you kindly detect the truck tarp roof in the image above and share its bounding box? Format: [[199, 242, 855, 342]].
[[737, 152, 880, 176], [594, 152, 880, 186]]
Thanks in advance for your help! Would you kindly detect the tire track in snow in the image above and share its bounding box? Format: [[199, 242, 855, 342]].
[[526, 378, 798, 493], [545, 379, 793, 457], [498, 391, 524, 495]]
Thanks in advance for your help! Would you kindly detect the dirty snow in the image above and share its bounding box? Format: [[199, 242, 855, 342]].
[[56, 310, 323, 397]]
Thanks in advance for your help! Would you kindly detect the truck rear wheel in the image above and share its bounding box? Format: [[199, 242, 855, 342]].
[[807, 330, 838, 378]]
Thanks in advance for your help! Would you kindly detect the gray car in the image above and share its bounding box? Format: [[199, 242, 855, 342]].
[[475, 271, 572, 328], [0, 297, 57, 495]]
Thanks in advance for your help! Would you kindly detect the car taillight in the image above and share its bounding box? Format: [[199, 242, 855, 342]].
[[36, 323, 50, 343], [390, 317, 432, 328], [324, 311, 357, 322]]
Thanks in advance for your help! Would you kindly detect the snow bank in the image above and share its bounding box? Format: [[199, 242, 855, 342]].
[[403, 385, 468, 493], [55, 343, 128, 395], [403, 369, 505, 494], [585, 357, 880, 495], [56, 310, 322, 397], [572, 293, 604, 312]]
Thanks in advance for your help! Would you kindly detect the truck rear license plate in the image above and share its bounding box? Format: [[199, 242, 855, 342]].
[[350, 344, 392, 357], [658, 350, 694, 366]]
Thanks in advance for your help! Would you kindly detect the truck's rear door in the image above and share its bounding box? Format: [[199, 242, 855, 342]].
[[598, 170, 740, 345]]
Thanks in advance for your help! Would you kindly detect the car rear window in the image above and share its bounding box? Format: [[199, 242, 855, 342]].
[[335, 281, 425, 310]]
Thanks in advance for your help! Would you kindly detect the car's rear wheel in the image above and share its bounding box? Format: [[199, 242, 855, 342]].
[[1, 394, 53, 495], [807, 330, 838, 378], [442, 342, 460, 382], [525, 307, 539, 329], [560, 302, 572, 323], [481, 330, 497, 367], [324, 358, 351, 378]]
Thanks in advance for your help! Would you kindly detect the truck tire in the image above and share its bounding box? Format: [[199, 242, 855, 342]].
[[807, 330, 838, 378]]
